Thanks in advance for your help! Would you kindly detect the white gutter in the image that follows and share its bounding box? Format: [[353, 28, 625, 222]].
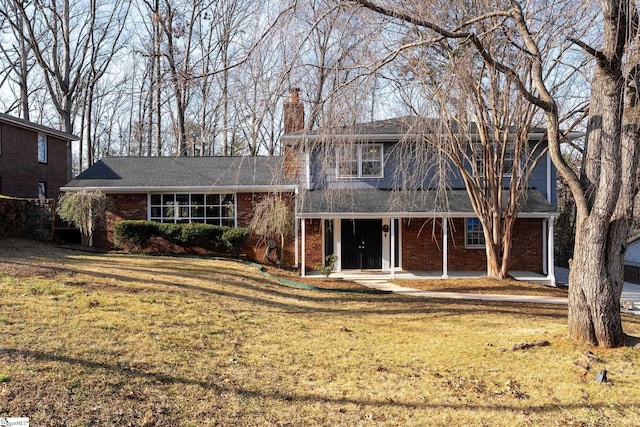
[[60, 185, 299, 193]]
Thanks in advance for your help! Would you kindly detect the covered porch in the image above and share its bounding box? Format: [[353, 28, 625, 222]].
[[295, 188, 558, 285]]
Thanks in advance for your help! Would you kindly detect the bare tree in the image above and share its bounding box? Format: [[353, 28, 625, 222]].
[[351, 0, 638, 347]]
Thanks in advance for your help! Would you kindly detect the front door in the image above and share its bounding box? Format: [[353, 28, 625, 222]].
[[341, 219, 382, 269]]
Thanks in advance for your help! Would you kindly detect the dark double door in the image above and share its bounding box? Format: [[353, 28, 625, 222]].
[[341, 219, 382, 269]]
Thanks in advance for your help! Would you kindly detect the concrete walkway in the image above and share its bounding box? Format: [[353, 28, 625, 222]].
[[354, 266, 640, 316]]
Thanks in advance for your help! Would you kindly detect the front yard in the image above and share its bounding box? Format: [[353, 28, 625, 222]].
[[0, 239, 639, 426]]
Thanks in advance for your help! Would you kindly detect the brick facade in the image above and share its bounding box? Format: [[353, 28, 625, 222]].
[[302, 219, 323, 273], [236, 192, 296, 265], [0, 122, 70, 199], [301, 216, 546, 274], [94, 192, 298, 267]]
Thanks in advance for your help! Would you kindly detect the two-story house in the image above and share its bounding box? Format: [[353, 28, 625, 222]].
[[0, 113, 77, 199], [283, 111, 560, 283], [62, 91, 564, 283]]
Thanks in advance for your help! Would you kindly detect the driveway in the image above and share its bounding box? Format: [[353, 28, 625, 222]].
[[555, 266, 640, 313]]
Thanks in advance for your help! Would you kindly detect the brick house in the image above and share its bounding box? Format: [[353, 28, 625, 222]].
[[0, 113, 77, 199], [63, 91, 571, 283], [61, 156, 297, 261]]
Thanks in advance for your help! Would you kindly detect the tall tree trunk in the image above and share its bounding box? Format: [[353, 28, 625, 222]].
[[567, 0, 631, 347]]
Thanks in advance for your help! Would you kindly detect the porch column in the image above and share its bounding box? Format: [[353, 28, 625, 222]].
[[301, 218, 306, 277], [390, 218, 395, 279], [542, 220, 548, 275], [547, 217, 555, 286], [442, 218, 448, 278], [294, 216, 299, 268]]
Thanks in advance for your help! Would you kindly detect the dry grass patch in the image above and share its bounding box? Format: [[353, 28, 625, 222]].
[[394, 277, 569, 297], [0, 238, 639, 426]]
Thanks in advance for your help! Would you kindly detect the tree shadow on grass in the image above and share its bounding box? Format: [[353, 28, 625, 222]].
[[1, 346, 637, 416]]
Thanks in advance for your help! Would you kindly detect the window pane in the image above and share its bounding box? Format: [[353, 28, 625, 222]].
[[163, 194, 175, 205], [206, 194, 220, 205], [191, 206, 204, 217], [38, 134, 47, 163], [362, 161, 381, 177], [207, 206, 220, 217], [150, 207, 162, 217], [221, 218, 235, 227], [150, 194, 162, 205], [222, 194, 234, 204], [163, 207, 175, 218], [222, 205, 234, 218], [191, 194, 204, 205], [338, 160, 358, 177], [176, 194, 189, 204]]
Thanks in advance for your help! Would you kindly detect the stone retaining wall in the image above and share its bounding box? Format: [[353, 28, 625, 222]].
[[0, 197, 55, 241]]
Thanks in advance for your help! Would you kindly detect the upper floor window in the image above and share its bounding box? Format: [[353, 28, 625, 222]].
[[38, 133, 48, 163], [473, 142, 515, 178], [149, 193, 235, 227], [337, 144, 383, 178], [465, 217, 485, 248]]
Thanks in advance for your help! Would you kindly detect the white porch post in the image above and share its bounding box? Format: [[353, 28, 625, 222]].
[[294, 217, 299, 268], [390, 218, 395, 279], [442, 218, 448, 278], [547, 216, 555, 286], [542, 220, 548, 275], [301, 218, 306, 277]]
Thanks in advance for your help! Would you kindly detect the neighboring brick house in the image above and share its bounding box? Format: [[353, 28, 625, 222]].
[[0, 113, 77, 199], [63, 91, 570, 284]]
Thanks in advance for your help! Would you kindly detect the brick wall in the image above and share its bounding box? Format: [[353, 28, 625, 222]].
[[237, 192, 296, 265], [302, 218, 323, 273], [301, 216, 546, 274], [94, 192, 298, 267], [0, 123, 69, 199], [95, 194, 148, 248]]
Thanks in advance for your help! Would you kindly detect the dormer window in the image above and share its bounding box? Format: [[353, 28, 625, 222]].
[[337, 144, 383, 178]]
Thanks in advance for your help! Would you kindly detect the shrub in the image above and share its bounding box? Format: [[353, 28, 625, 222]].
[[221, 227, 249, 250], [113, 220, 158, 249], [113, 220, 248, 254]]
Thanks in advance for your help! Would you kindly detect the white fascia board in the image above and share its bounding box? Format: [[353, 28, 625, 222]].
[[60, 185, 298, 193], [296, 211, 558, 219]]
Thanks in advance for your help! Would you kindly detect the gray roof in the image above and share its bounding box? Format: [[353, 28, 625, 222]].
[[62, 156, 293, 192], [299, 188, 556, 217], [283, 116, 557, 141], [0, 112, 78, 141]]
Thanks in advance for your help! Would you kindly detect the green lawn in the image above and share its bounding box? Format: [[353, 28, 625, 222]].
[[0, 239, 639, 426]]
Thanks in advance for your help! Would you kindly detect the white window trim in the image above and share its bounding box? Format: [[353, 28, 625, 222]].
[[336, 143, 384, 179], [464, 217, 485, 249]]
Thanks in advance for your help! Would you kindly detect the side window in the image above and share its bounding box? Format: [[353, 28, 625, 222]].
[[38, 181, 47, 200], [38, 133, 48, 163], [465, 217, 485, 248]]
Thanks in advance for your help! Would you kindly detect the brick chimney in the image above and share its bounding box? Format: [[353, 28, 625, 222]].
[[283, 88, 304, 179], [283, 88, 304, 134]]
